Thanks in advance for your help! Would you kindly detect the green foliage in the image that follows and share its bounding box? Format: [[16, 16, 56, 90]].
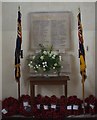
[[27, 44, 61, 74]]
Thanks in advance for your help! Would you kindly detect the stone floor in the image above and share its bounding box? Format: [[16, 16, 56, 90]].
[[1, 114, 97, 120]]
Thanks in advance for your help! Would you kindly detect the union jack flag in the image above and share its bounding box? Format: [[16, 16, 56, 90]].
[[77, 8, 87, 82], [15, 6, 22, 81]]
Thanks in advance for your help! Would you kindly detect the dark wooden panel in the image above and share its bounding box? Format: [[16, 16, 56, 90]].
[[2, 116, 97, 120]]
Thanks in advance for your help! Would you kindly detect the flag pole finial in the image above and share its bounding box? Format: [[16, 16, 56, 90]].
[[18, 6, 20, 11], [78, 7, 80, 12]]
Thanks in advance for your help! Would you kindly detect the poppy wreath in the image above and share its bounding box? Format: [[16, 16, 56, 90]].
[[66, 96, 82, 116], [85, 95, 97, 115], [50, 95, 60, 119], [50, 95, 58, 110], [33, 95, 60, 119], [32, 94, 44, 118], [42, 96, 51, 118], [72, 97, 82, 115], [84, 96, 90, 114], [66, 96, 74, 116], [59, 96, 67, 117], [2, 97, 19, 116], [18, 95, 33, 116]]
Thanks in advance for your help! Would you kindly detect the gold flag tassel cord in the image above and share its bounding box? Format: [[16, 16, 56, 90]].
[[15, 64, 20, 80]]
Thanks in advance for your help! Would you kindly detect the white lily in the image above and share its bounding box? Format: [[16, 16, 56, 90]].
[[40, 56, 44, 60], [43, 50, 47, 55], [53, 67, 55, 69], [54, 63, 57, 66], [32, 56, 35, 59]]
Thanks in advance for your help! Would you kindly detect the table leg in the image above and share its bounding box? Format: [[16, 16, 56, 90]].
[[30, 81, 35, 106], [64, 82, 67, 98], [32, 85, 35, 100]]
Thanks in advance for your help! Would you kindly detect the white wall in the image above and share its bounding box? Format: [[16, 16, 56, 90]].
[[0, 1, 2, 119], [0, 1, 2, 99], [95, 2, 97, 98], [2, 2, 95, 99]]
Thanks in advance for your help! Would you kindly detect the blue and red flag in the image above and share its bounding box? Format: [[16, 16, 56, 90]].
[[77, 8, 87, 83], [15, 6, 22, 81]]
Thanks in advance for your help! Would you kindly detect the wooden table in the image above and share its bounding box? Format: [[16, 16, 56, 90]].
[[28, 75, 70, 104]]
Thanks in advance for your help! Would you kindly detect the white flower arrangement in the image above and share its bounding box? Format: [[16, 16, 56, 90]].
[[27, 44, 62, 75]]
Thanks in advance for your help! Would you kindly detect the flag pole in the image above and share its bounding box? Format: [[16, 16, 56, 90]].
[[15, 6, 22, 100], [82, 74, 85, 114], [77, 7, 87, 114], [18, 79, 20, 100], [18, 6, 20, 100]]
